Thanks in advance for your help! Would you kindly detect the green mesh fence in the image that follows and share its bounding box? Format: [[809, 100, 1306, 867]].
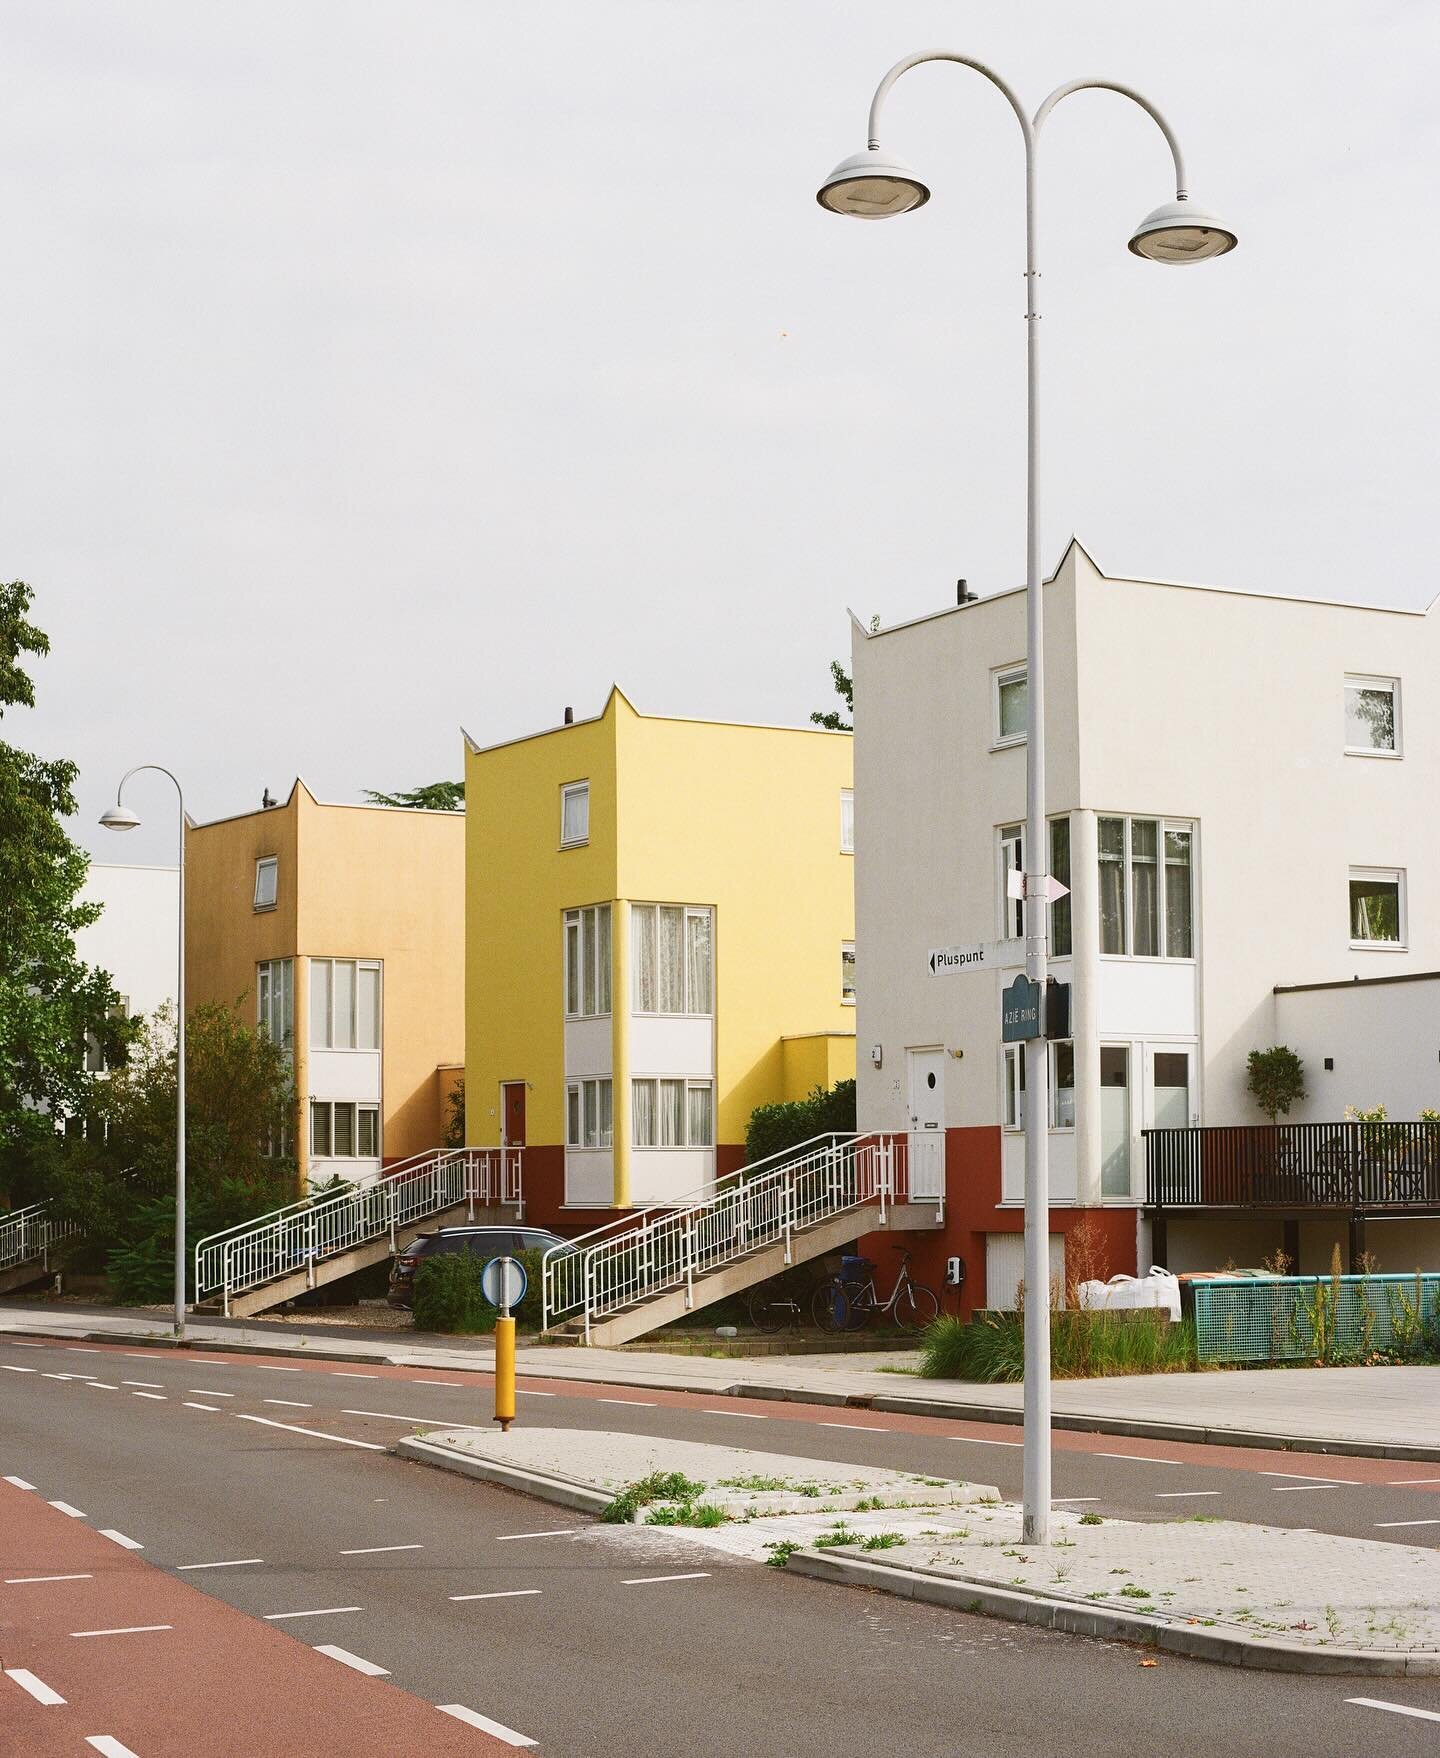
[[1192, 1273, 1440, 1364]]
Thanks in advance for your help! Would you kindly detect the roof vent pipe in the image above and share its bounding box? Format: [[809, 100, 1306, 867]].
[[563, 706, 574, 725], [956, 579, 978, 605]]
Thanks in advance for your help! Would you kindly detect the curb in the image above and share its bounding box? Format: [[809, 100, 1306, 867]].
[[394, 1436, 614, 1515], [784, 1549, 1440, 1677]]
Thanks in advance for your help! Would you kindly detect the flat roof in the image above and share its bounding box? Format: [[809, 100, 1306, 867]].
[[1274, 970, 1440, 995]]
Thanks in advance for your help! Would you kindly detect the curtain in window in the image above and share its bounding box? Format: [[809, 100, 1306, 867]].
[[596, 906, 612, 1013], [357, 966, 380, 1050], [998, 673, 1027, 740], [596, 1080, 613, 1148], [687, 1085, 713, 1148], [659, 907, 685, 1013], [258, 965, 272, 1036], [1098, 818, 1125, 954], [1130, 821, 1158, 956], [632, 906, 657, 1012], [1164, 830, 1193, 957], [582, 908, 597, 1016], [1004, 1049, 1026, 1130], [280, 959, 294, 1047], [562, 784, 588, 844], [840, 789, 854, 853], [841, 943, 856, 1001], [686, 911, 712, 1014], [565, 916, 581, 1015], [1001, 827, 1024, 939], [567, 1085, 581, 1148], [632, 1079, 656, 1147], [583, 1081, 598, 1148], [332, 961, 356, 1049], [309, 961, 331, 1049], [1051, 1041, 1075, 1129], [1049, 818, 1071, 957], [659, 1079, 685, 1146]]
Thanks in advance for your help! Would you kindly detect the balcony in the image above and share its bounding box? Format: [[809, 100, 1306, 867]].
[[1145, 1122, 1440, 1213]]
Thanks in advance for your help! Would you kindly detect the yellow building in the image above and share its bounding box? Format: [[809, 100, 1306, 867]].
[[185, 780, 464, 1192], [464, 689, 855, 1227]]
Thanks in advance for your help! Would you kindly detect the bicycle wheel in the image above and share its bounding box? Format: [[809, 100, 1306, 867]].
[[892, 1282, 940, 1333], [812, 1279, 866, 1333], [748, 1287, 791, 1334]]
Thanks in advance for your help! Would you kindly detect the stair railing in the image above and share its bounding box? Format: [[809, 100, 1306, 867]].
[[0, 1203, 76, 1276]]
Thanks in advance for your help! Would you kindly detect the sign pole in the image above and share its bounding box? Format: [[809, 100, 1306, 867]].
[[494, 1301, 516, 1433]]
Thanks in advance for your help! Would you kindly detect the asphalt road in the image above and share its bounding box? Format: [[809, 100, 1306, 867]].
[[3, 1333, 1440, 1757]]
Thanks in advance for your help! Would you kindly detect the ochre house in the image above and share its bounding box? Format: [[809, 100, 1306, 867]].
[[185, 780, 464, 1193], [464, 689, 855, 1228]]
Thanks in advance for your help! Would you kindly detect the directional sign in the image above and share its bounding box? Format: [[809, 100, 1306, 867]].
[[1006, 870, 1070, 903], [928, 938, 1024, 977], [1001, 973, 1043, 1043], [481, 1254, 528, 1314]]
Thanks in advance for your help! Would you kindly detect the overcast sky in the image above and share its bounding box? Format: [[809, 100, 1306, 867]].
[[4, 1, 1437, 866]]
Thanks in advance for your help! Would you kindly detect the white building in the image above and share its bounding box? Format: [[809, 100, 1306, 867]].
[[75, 862, 179, 1045], [852, 541, 1440, 1309]]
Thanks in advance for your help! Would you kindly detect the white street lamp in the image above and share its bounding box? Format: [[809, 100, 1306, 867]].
[[817, 53, 1234, 1545], [102, 767, 188, 1344]]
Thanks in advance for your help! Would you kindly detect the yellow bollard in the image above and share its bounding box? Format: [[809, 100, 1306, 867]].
[[494, 1314, 516, 1432]]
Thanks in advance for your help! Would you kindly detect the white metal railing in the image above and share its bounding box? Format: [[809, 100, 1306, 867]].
[[541, 1131, 913, 1341], [0, 1202, 76, 1276], [194, 1145, 524, 1316]]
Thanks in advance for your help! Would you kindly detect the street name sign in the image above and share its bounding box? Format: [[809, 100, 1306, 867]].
[[928, 938, 1025, 977], [1001, 973, 1042, 1042]]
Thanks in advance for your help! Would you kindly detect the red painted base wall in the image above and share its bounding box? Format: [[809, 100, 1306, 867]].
[[857, 1126, 1138, 1320]]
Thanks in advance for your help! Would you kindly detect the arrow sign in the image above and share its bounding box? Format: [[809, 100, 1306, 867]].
[[1006, 870, 1070, 903], [928, 938, 1025, 977]]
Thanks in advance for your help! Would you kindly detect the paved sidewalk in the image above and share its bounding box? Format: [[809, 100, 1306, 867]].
[[3, 1300, 1436, 1457]]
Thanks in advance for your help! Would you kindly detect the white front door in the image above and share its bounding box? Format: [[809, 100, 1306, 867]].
[[907, 1047, 945, 1200]]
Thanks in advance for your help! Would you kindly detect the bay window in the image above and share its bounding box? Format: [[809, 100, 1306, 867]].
[[566, 1077, 613, 1149], [309, 959, 381, 1049], [997, 817, 1071, 954], [631, 904, 713, 1016], [1002, 1044, 1074, 1131], [632, 1078, 714, 1148], [1097, 816, 1194, 959], [257, 959, 294, 1050], [564, 905, 612, 1017]]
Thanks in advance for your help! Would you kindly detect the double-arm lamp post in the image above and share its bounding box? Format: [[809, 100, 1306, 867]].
[[816, 52, 1236, 1544], [101, 767, 188, 1344]]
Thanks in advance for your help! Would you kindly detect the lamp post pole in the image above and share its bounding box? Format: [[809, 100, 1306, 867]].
[[816, 53, 1234, 1545], [102, 766, 187, 1343]]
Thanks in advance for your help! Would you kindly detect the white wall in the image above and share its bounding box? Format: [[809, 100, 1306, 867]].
[[1274, 976, 1440, 1121], [75, 863, 179, 1020]]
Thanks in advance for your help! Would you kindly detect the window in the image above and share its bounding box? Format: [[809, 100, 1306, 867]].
[[257, 959, 294, 1050], [1097, 816, 1194, 960], [1050, 1041, 1075, 1129], [841, 941, 856, 1004], [1345, 675, 1400, 756], [83, 998, 129, 1074], [632, 1079, 713, 1148], [1349, 868, 1405, 947], [309, 959, 382, 1049], [564, 905, 612, 1017], [1003, 1046, 1026, 1130], [565, 1077, 613, 1148], [631, 905, 713, 1015], [310, 1101, 379, 1158], [254, 856, 278, 910], [994, 665, 1027, 747], [1050, 817, 1071, 958], [840, 788, 855, 855], [998, 819, 1070, 952], [561, 781, 589, 847], [1000, 824, 1024, 939]]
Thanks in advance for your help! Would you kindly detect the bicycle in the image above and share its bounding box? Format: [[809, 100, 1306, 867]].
[[812, 1247, 940, 1334], [748, 1268, 826, 1334]]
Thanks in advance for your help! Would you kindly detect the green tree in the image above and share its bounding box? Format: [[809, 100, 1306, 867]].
[[809, 662, 853, 731], [1246, 1045, 1306, 1124], [441, 1074, 465, 1148], [0, 582, 129, 1194], [362, 781, 464, 811], [745, 1079, 856, 1166]]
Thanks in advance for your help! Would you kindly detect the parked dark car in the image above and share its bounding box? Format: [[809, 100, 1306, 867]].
[[387, 1225, 572, 1309]]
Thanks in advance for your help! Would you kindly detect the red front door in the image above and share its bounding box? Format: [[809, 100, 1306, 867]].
[[502, 1082, 527, 1148]]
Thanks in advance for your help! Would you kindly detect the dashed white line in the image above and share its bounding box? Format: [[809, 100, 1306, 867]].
[[495, 1529, 578, 1542], [86, 1382, 119, 1391], [6, 1573, 93, 1584], [955, 1437, 1023, 1447], [702, 1409, 766, 1420], [49, 1501, 86, 1518], [67, 1347, 102, 1354], [622, 1572, 711, 1586], [821, 1421, 883, 1432], [3, 1475, 36, 1490], [132, 1392, 166, 1401], [254, 1365, 303, 1373], [4, 1666, 66, 1705], [87, 1739, 143, 1758], [1272, 1484, 1340, 1493], [1050, 1497, 1100, 1504], [331, 1371, 379, 1379], [1346, 1697, 1440, 1725], [415, 1379, 463, 1387], [315, 1643, 388, 1676], [99, 1530, 144, 1551], [122, 1382, 163, 1390], [187, 1389, 234, 1398], [264, 1399, 313, 1408], [341, 1409, 467, 1426], [1154, 1491, 1222, 1499], [1258, 1471, 1354, 1484], [71, 1625, 172, 1639], [234, 1414, 385, 1450], [41, 1373, 71, 1381], [339, 1544, 423, 1556], [437, 1704, 538, 1746], [183, 1402, 221, 1412], [1095, 1453, 1183, 1466], [264, 1606, 362, 1620], [516, 1389, 555, 1397], [1, 1364, 36, 1373], [1373, 1519, 1440, 1529], [449, 1589, 543, 1602], [176, 1559, 263, 1572], [598, 1397, 656, 1407], [5, 1340, 43, 1346], [1389, 1477, 1440, 1486]]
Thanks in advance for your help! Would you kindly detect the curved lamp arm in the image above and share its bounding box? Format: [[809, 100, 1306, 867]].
[[115, 763, 184, 816], [866, 50, 1034, 152], [1033, 78, 1187, 198]]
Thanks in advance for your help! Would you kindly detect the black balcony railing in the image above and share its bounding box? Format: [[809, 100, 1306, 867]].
[[1145, 1122, 1440, 1211]]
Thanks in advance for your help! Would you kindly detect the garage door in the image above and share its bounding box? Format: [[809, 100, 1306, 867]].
[[985, 1232, 1066, 1311]]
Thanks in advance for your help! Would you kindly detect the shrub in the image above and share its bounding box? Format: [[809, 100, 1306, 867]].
[[412, 1252, 495, 1335], [745, 1079, 856, 1166], [1246, 1046, 1306, 1123], [603, 1470, 706, 1524], [919, 1310, 1196, 1381]]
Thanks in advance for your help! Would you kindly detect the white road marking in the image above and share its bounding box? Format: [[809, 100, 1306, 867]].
[[187, 1389, 234, 1398], [71, 1625, 173, 1638], [183, 1402, 221, 1412], [253, 1365, 303, 1373], [340, 1409, 471, 1426], [49, 1501, 86, 1518], [495, 1529, 577, 1542], [1050, 1497, 1100, 1503], [1095, 1453, 1183, 1466], [702, 1409, 766, 1419], [331, 1371, 379, 1378], [1389, 1478, 1440, 1486], [1373, 1519, 1440, 1529], [67, 1347, 102, 1353], [1346, 1697, 1440, 1725], [1, 1364, 36, 1373], [1258, 1470, 1355, 1484], [415, 1379, 462, 1387], [41, 1373, 71, 1381], [315, 1644, 389, 1676], [1272, 1484, 1339, 1493], [449, 1589, 543, 1602], [821, 1421, 883, 1432], [86, 1382, 119, 1391], [5, 1340, 44, 1346], [339, 1543, 423, 1555], [264, 1606, 362, 1620], [3, 1475, 36, 1489], [516, 1389, 555, 1397], [597, 1397, 656, 1406], [955, 1437, 1023, 1447], [622, 1572, 711, 1586], [6, 1573, 93, 1584], [437, 1704, 538, 1746], [176, 1559, 263, 1571], [132, 1392, 166, 1401], [1154, 1491, 1222, 1499], [87, 1739, 143, 1758], [234, 1414, 384, 1450], [99, 1530, 144, 1550], [122, 1382, 163, 1389], [4, 1667, 66, 1705], [264, 1399, 313, 1408]]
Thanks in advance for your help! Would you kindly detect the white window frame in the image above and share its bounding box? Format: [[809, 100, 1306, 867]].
[[841, 941, 856, 1006], [308, 958, 382, 1050], [1348, 866, 1407, 950], [631, 1077, 714, 1149], [1344, 674, 1402, 759], [1002, 1043, 1074, 1132], [560, 780, 590, 848], [840, 788, 855, 855], [254, 855, 278, 911], [309, 1100, 380, 1159], [630, 904, 714, 1017], [1096, 815, 1196, 963], [992, 664, 1027, 750], [256, 958, 294, 1051], [564, 904, 613, 1019], [998, 823, 1024, 940], [565, 1077, 613, 1149]]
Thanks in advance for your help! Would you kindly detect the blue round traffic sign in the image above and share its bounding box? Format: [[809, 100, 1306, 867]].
[[481, 1254, 527, 1311]]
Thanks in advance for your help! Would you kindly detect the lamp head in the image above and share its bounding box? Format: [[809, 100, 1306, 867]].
[[99, 804, 142, 832], [817, 147, 929, 219], [1128, 198, 1237, 264]]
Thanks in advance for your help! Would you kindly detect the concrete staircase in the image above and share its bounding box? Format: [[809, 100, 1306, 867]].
[[0, 1204, 74, 1297]]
